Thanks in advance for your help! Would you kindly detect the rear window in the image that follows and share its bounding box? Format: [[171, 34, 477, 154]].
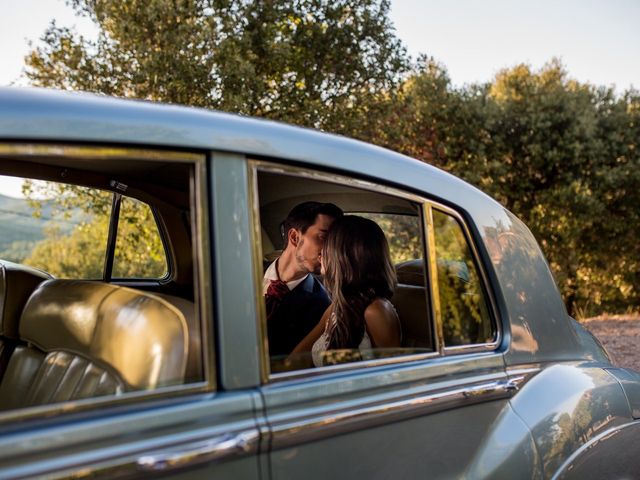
[[0, 176, 168, 280]]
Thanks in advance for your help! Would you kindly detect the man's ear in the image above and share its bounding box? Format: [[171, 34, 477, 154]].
[[288, 228, 300, 247]]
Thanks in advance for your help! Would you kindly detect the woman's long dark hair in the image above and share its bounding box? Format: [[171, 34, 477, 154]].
[[323, 215, 397, 349]]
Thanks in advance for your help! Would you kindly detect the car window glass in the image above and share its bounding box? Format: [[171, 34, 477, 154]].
[[112, 196, 168, 279], [357, 213, 423, 263], [256, 169, 434, 375], [0, 178, 110, 279], [432, 209, 494, 346]]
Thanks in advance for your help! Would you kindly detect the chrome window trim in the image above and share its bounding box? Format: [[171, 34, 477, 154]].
[[269, 350, 441, 383], [247, 163, 271, 383], [424, 204, 444, 354], [0, 143, 203, 163], [428, 202, 502, 354], [0, 143, 215, 424], [249, 159, 441, 382]]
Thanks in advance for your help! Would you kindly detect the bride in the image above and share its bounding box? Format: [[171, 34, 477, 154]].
[[291, 215, 401, 366]]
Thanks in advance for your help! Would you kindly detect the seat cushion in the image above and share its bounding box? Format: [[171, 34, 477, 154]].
[[19, 280, 189, 390]]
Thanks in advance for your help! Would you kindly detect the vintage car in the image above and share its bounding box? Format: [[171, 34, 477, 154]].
[[0, 87, 639, 479]]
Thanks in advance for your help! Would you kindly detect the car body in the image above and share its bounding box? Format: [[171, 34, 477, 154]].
[[0, 87, 639, 479]]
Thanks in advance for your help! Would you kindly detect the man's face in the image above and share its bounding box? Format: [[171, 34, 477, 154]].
[[294, 214, 334, 275]]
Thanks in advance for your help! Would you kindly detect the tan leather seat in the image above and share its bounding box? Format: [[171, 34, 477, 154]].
[[392, 260, 432, 349], [0, 280, 189, 410], [0, 260, 52, 378], [154, 293, 202, 383]]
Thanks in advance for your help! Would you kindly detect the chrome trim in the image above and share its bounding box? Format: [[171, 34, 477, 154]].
[[0, 143, 203, 163], [270, 377, 516, 449], [269, 350, 440, 383], [137, 429, 260, 472], [424, 204, 444, 354], [0, 143, 214, 423], [428, 202, 502, 354], [247, 162, 271, 384], [194, 156, 216, 390], [20, 425, 260, 479], [0, 381, 209, 424]]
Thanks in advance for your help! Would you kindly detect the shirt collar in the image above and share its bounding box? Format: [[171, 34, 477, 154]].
[[263, 259, 308, 294]]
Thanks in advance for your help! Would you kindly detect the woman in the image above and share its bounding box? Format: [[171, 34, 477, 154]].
[[291, 215, 401, 366]]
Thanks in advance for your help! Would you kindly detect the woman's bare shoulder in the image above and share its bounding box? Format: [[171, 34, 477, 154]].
[[364, 298, 399, 324]]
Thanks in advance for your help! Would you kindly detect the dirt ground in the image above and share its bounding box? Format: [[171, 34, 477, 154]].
[[583, 315, 640, 371]]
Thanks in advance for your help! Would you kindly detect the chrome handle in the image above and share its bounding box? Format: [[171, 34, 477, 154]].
[[462, 378, 520, 399], [137, 429, 259, 472]]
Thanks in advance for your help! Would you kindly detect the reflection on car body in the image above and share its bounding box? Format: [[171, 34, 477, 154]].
[[0, 87, 639, 479]]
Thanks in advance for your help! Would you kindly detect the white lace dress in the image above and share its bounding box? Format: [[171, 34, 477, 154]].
[[311, 312, 373, 367]]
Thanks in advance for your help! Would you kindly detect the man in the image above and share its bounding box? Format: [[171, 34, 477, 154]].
[[264, 201, 343, 357]]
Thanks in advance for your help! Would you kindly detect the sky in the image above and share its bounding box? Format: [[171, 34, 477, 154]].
[[1, 0, 639, 197]]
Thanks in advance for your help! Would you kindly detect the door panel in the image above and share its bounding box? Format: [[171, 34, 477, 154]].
[[0, 392, 262, 479], [262, 353, 531, 479]]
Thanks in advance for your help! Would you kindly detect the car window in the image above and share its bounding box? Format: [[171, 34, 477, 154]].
[[0, 177, 169, 281], [255, 167, 434, 375], [1, 179, 111, 279], [432, 208, 495, 346], [112, 196, 168, 279], [0, 149, 207, 417]]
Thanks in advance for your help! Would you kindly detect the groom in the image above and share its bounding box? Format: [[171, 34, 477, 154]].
[[264, 201, 343, 357]]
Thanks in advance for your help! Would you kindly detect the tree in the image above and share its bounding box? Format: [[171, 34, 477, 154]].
[[26, 0, 409, 133], [381, 59, 640, 315], [22, 181, 166, 279]]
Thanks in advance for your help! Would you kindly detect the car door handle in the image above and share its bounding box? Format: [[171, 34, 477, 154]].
[[136, 429, 259, 472], [462, 377, 520, 399]]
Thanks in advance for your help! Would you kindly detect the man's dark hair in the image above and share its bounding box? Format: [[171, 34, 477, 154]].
[[280, 201, 343, 247]]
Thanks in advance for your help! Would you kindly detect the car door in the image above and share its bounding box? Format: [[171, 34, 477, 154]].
[[250, 161, 539, 479], [0, 144, 265, 479]]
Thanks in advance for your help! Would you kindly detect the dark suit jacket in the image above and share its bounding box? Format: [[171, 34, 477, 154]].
[[267, 274, 330, 357]]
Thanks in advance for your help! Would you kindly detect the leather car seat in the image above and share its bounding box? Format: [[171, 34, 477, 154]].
[[391, 260, 432, 349], [0, 260, 52, 380], [0, 280, 189, 410]]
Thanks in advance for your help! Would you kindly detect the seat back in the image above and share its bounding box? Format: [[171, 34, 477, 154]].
[[0, 280, 189, 410], [392, 260, 432, 350], [0, 260, 52, 377]]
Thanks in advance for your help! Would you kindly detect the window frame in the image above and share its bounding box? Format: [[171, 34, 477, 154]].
[[425, 203, 501, 355], [0, 143, 215, 424], [248, 159, 502, 383]]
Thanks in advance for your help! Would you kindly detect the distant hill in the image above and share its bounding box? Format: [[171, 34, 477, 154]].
[[0, 194, 77, 263]]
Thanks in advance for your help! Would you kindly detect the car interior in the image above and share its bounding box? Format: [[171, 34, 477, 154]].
[[0, 149, 203, 412]]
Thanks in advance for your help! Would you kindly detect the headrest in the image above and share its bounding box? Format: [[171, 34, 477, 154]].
[[20, 280, 188, 390], [395, 259, 425, 286], [0, 260, 52, 339]]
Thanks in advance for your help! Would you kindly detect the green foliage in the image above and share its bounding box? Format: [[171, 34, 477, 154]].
[[24, 219, 109, 278], [112, 197, 167, 278], [26, 0, 408, 132], [20, 181, 167, 280], [23, 3, 639, 314], [358, 213, 422, 264], [381, 59, 640, 315]]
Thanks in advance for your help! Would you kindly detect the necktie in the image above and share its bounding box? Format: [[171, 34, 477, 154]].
[[265, 279, 290, 320]]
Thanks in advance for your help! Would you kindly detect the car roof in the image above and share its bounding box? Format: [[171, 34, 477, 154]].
[[0, 87, 493, 211]]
